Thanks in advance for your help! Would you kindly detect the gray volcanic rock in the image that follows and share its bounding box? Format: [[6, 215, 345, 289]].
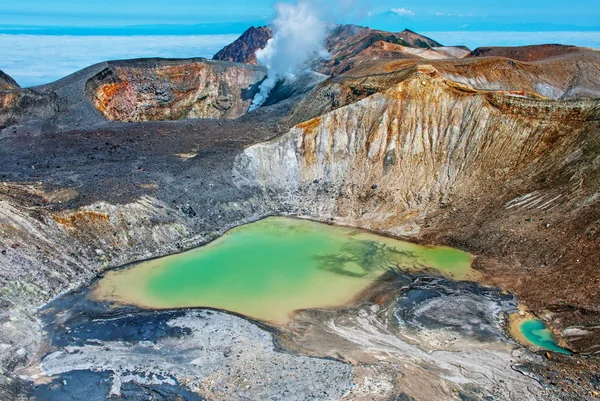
[[38, 309, 354, 401], [0, 88, 57, 129]]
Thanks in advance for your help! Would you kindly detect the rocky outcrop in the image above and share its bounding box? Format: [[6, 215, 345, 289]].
[[86, 59, 265, 121], [213, 26, 272, 65], [0, 59, 266, 130], [0, 70, 19, 91], [0, 70, 57, 129], [0, 89, 57, 129]]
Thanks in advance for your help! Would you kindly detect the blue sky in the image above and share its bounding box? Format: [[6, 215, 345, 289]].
[[1, 0, 599, 32]]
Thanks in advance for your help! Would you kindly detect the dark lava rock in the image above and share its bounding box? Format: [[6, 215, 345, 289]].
[[393, 276, 516, 342], [213, 26, 272, 65], [31, 370, 205, 401], [392, 393, 416, 401], [180, 205, 197, 218]]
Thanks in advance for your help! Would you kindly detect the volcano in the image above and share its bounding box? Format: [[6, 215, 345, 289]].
[[0, 25, 599, 401]]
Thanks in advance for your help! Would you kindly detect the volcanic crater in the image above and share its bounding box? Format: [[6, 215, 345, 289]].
[[0, 24, 599, 401]]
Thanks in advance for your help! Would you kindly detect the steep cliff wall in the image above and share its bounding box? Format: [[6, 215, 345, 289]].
[[0, 89, 57, 128], [86, 60, 265, 121], [345, 51, 600, 101], [234, 66, 600, 350], [236, 66, 598, 230]]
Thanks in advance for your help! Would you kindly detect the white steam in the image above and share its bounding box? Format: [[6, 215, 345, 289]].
[[249, 1, 329, 111]]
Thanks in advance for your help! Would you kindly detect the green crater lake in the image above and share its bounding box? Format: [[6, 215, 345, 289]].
[[94, 217, 476, 323], [520, 319, 572, 355]]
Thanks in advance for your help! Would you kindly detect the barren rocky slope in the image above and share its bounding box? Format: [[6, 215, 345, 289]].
[[86, 59, 265, 121], [213, 24, 454, 75], [0, 70, 19, 91], [213, 26, 272, 65], [1, 27, 600, 400]]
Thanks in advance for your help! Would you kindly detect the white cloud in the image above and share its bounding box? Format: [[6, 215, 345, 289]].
[[390, 8, 415, 17], [0, 34, 238, 87]]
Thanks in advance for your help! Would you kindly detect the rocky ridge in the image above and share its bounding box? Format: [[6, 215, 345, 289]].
[[212, 24, 452, 75], [0, 58, 266, 129], [0, 70, 20, 91], [213, 26, 272, 65]]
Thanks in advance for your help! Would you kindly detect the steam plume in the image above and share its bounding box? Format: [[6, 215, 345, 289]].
[[249, 1, 329, 111]]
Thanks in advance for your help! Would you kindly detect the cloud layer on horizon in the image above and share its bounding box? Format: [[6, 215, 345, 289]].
[[424, 30, 600, 49], [1, 31, 600, 88], [0, 34, 238, 87]]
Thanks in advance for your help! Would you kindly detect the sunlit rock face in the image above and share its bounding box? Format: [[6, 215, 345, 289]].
[[235, 65, 600, 235], [85, 59, 266, 121]]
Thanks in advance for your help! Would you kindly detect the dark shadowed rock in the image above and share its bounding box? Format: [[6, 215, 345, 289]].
[[0, 70, 20, 91], [213, 26, 273, 65]]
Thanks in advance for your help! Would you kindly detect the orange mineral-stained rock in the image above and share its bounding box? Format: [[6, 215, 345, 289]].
[[85, 59, 266, 122]]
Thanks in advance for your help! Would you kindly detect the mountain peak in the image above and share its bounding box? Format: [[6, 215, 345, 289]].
[[0, 70, 20, 90], [212, 26, 272, 65], [213, 24, 444, 75]]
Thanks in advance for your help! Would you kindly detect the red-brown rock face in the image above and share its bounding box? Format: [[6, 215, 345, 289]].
[[86, 59, 265, 122], [213, 26, 273, 65]]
